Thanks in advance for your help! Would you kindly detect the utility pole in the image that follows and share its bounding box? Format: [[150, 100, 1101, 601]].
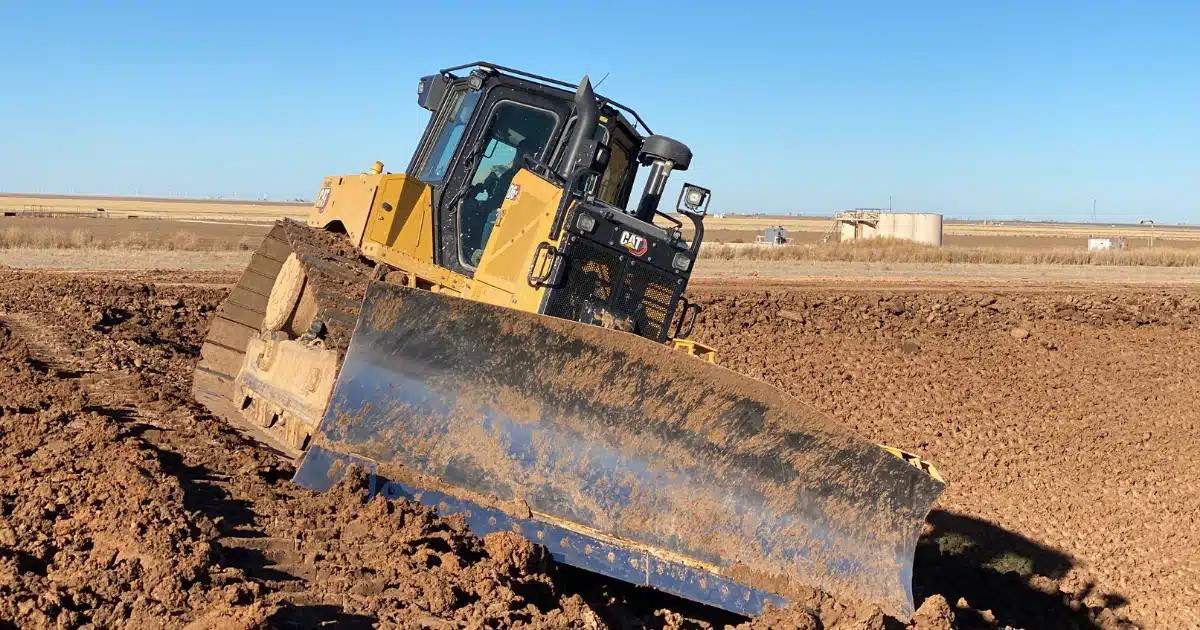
[[1092, 199, 1097, 223], [1140, 219, 1155, 249], [889, 196, 893, 212]]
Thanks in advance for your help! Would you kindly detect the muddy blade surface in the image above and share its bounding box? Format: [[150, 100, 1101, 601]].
[[294, 282, 945, 618]]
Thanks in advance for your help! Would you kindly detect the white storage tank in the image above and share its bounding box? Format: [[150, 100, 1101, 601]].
[[911, 213, 943, 246], [839, 212, 942, 246], [880, 213, 914, 242]]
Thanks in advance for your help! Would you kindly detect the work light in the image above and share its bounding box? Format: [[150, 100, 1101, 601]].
[[677, 184, 711, 215]]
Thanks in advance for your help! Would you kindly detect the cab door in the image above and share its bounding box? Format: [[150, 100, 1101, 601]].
[[435, 84, 569, 277]]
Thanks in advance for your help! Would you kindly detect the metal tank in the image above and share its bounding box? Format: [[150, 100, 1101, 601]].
[[872, 213, 942, 246], [879, 213, 913, 241], [911, 213, 943, 246]]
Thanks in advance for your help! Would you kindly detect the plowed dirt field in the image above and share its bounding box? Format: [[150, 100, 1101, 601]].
[[1, 269, 1193, 629]]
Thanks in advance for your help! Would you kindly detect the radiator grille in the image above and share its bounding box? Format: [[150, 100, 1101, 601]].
[[543, 238, 681, 342], [618, 264, 676, 341]]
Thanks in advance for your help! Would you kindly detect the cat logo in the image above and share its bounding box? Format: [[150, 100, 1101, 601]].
[[618, 230, 648, 256], [315, 187, 331, 211]]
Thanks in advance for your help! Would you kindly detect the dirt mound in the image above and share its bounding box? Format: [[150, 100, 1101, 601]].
[[245, 466, 611, 628], [0, 321, 29, 362], [0, 321, 85, 416]]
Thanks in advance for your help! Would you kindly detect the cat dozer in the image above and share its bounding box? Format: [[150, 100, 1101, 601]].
[[193, 62, 944, 619]]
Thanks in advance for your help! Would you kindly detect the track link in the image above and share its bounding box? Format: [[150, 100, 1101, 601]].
[[192, 219, 374, 457]]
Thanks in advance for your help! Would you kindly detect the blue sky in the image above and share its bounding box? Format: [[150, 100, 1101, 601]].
[[1, 1, 1197, 223]]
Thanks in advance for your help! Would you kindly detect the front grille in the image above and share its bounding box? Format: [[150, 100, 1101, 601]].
[[544, 239, 622, 323], [542, 237, 682, 342], [618, 264, 676, 341]]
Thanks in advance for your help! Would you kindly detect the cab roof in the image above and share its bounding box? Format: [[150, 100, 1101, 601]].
[[439, 61, 652, 137]]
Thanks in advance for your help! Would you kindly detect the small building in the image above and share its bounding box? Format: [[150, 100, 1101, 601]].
[[1087, 237, 1125, 251], [756, 226, 790, 245]]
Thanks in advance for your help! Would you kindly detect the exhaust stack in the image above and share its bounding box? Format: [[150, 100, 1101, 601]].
[[634, 135, 693, 222], [559, 76, 601, 178]]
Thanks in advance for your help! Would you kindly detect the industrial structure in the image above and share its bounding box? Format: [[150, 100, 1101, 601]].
[[824, 209, 943, 246]]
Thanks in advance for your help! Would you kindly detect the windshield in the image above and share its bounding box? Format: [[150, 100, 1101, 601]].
[[418, 88, 482, 183]]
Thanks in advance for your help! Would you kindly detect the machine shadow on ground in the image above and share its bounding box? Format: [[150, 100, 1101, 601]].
[[546, 510, 1130, 629], [915, 509, 1127, 629]]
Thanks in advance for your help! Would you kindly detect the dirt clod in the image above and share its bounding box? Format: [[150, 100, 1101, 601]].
[[912, 595, 955, 630]]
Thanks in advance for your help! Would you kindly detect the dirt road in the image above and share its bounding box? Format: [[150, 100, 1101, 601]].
[[1, 270, 1182, 628]]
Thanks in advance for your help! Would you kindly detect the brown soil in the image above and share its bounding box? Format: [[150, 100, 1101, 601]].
[[0, 269, 1180, 628], [690, 282, 1200, 629]]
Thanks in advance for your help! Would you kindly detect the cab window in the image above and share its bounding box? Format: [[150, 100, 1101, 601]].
[[594, 127, 636, 207], [458, 101, 558, 267], [418, 89, 482, 183], [550, 119, 637, 209]]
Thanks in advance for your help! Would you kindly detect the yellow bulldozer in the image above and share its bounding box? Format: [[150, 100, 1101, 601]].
[[193, 61, 944, 619]]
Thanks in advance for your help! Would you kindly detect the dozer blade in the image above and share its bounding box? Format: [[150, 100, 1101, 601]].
[[293, 282, 945, 618]]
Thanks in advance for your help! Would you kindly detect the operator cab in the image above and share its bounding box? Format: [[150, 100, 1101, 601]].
[[408, 62, 711, 343]]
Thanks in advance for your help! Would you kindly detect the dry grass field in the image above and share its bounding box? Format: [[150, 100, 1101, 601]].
[[0, 217, 269, 251], [2, 197, 1198, 279], [0, 192, 308, 221], [694, 214, 1200, 242], [704, 228, 1200, 252], [702, 238, 1200, 266]]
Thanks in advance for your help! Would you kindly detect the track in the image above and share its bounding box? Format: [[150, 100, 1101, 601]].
[[192, 219, 374, 457]]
